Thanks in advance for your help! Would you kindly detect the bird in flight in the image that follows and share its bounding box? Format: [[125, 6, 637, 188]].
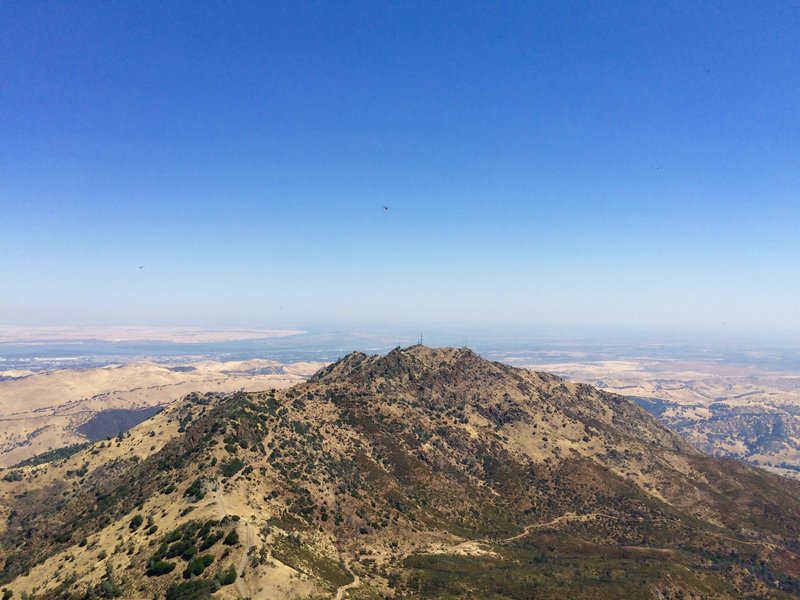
[[382, 205, 390, 211], [138, 266, 143, 269]]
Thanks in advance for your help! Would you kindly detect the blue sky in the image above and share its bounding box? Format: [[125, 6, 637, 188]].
[[1, 1, 798, 338]]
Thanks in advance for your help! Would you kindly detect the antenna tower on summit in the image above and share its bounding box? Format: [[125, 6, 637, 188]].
[[417, 334, 423, 345]]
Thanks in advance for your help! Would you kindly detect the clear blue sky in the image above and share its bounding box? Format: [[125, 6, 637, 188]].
[[1, 1, 798, 338]]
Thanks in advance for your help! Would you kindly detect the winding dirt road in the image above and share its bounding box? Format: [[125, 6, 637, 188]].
[[333, 563, 361, 600], [333, 568, 361, 600], [500, 512, 620, 542]]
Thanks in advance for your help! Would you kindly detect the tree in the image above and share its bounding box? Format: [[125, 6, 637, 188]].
[[223, 530, 239, 546]]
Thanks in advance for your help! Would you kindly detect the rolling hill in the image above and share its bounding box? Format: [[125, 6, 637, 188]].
[[529, 359, 800, 480], [0, 359, 324, 468]]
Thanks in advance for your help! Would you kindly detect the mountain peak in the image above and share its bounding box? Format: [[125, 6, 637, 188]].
[[310, 345, 495, 386], [3, 347, 800, 599]]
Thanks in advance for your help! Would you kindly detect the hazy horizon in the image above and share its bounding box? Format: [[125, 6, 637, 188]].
[[3, 323, 800, 377], [2, 320, 800, 346]]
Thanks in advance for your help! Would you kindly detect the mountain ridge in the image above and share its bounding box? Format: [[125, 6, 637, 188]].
[[1, 346, 799, 599]]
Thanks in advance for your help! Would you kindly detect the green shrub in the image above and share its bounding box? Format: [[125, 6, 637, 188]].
[[165, 580, 213, 600], [166, 540, 189, 558], [129, 514, 144, 531], [199, 531, 224, 551], [183, 555, 214, 578], [220, 458, 244, 478], [223, 530, 239, 546], [146, 559, 176, 576], [165, 529, 183, 544], [216, 567, 237, 586], [184, 479, 205, 500], [96, 563, 121, 598]]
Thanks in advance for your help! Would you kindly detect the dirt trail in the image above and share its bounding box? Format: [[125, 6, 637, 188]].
[[704, 530, 800, 560], [333, 570, 361, 600], [430, 513, 623, 556], [500, 512, 620, 542], [213, 481, 257, 599], [213, 482, 227, 518], [235, 522, 257, 598], [498, 514, 798, 560]]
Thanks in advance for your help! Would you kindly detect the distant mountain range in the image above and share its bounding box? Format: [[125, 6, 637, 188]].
[[1, 346, 799, 599]]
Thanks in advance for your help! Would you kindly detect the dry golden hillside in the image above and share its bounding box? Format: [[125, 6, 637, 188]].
[[530, 359, 800, 480], [1, 346, 799, 599], [0, 359, 324, 468]]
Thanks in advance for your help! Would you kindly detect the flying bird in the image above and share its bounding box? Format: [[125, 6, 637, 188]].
[[382, 205, 390, 211]]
